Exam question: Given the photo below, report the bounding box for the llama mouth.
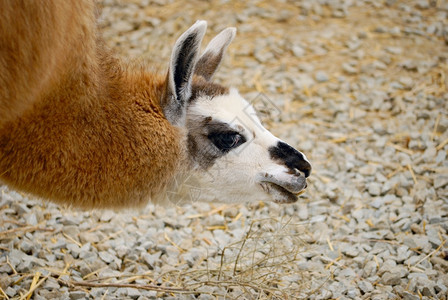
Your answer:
[260,181,307,204]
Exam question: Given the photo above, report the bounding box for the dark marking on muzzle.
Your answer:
[269,141,311,178]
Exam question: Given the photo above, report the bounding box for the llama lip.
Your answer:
[260,181,306,204]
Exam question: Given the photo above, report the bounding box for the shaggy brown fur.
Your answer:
[0,0,191,208]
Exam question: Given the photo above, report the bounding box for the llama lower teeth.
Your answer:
[295,190,306,196]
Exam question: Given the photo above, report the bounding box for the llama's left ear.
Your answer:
[163,20,207,126]
[195,27,236,81]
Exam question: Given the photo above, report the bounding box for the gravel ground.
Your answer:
[1,0,448,299]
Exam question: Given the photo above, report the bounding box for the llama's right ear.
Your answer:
[194,27,236,81]
[162,20,207,126]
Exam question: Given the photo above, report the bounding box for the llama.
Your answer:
[0,0,311,209]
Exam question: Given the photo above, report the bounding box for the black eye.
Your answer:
[208,131,246,152]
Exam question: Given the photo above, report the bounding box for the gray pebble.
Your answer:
[5,287,16,298]
[315,71,329,82]
[382,272,401,285]
[368,182,382,196]
[364,260,378,277]
[358,280,374,293]
[126,288,141,299]
[100,210,115,222]
[70,291,88,300]
[99,251,115,263]
[292,45,305,57]
[434,175,448,189]
[342,63,358,74]
[339,268,357,277]
[79,232,100,244]
[402,291,420,300]
[142,252,160,269]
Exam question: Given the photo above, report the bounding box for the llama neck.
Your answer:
[0,49,186,208]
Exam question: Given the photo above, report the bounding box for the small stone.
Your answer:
[382,272,401,285]
[342,246,359,258]
[70,291,87,300]
[403,236,418,249]
[370,197,384,209]
[5,287,16,298]
[364,261,378,277]
[12,202,30,214]
[359,164,377,176]
[115,245,130,258]
[213,230,231,247]
[385,46,403,55]
[434,175,448,189]
[62,225,80,237]
[20,240,35,253]
[67,244,81,258]
[207,214,225,227]
[408,273,428,280]
[79,232,100,244]
[378,259,397,276]
[332,9,347,18]
[339,267,357,277]
[100,210,115,222]
[368,182,381,196]
[315,71,329,82]
[402,291,420,300]
[43,277,60,290]
[342,63,357,74]
[399,76,413,88]
[358,280,374,293]
[61,215,82,226]
[25,213,38,226]
[142,252,160,269]
[436,150,446,164]
[254,50,274,63]
[404,235,429,251]
[90,288,104,298]
[126,287,141,299]
[292,45,305,57]
[50,238,67,250]
[416,0,430,9]
[182,248,206,268]
[112,20,134,33]
[421,286,435,297]
[297,203,308,220]
[430,257,448,272]
[397,245,411,262]
[346,288,360,299]
[389,266,408,279]
[99,251,115,264]
[298,62,314,72]
[317,290,332,299]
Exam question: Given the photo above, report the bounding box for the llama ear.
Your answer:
[163,20,207,126]
[194,27,236,81]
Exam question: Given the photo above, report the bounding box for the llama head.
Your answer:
[162,21,311,204]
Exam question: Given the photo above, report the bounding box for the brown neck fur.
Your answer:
[0,0,186,208]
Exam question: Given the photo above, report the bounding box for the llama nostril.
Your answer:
[269,141,312,178]
[294,159,311,178]
[302,162,311,178]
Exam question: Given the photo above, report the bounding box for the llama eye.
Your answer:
[208,132,246,152]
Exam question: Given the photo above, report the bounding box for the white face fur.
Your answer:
[162,21,311,204]
[181,88,311,204]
